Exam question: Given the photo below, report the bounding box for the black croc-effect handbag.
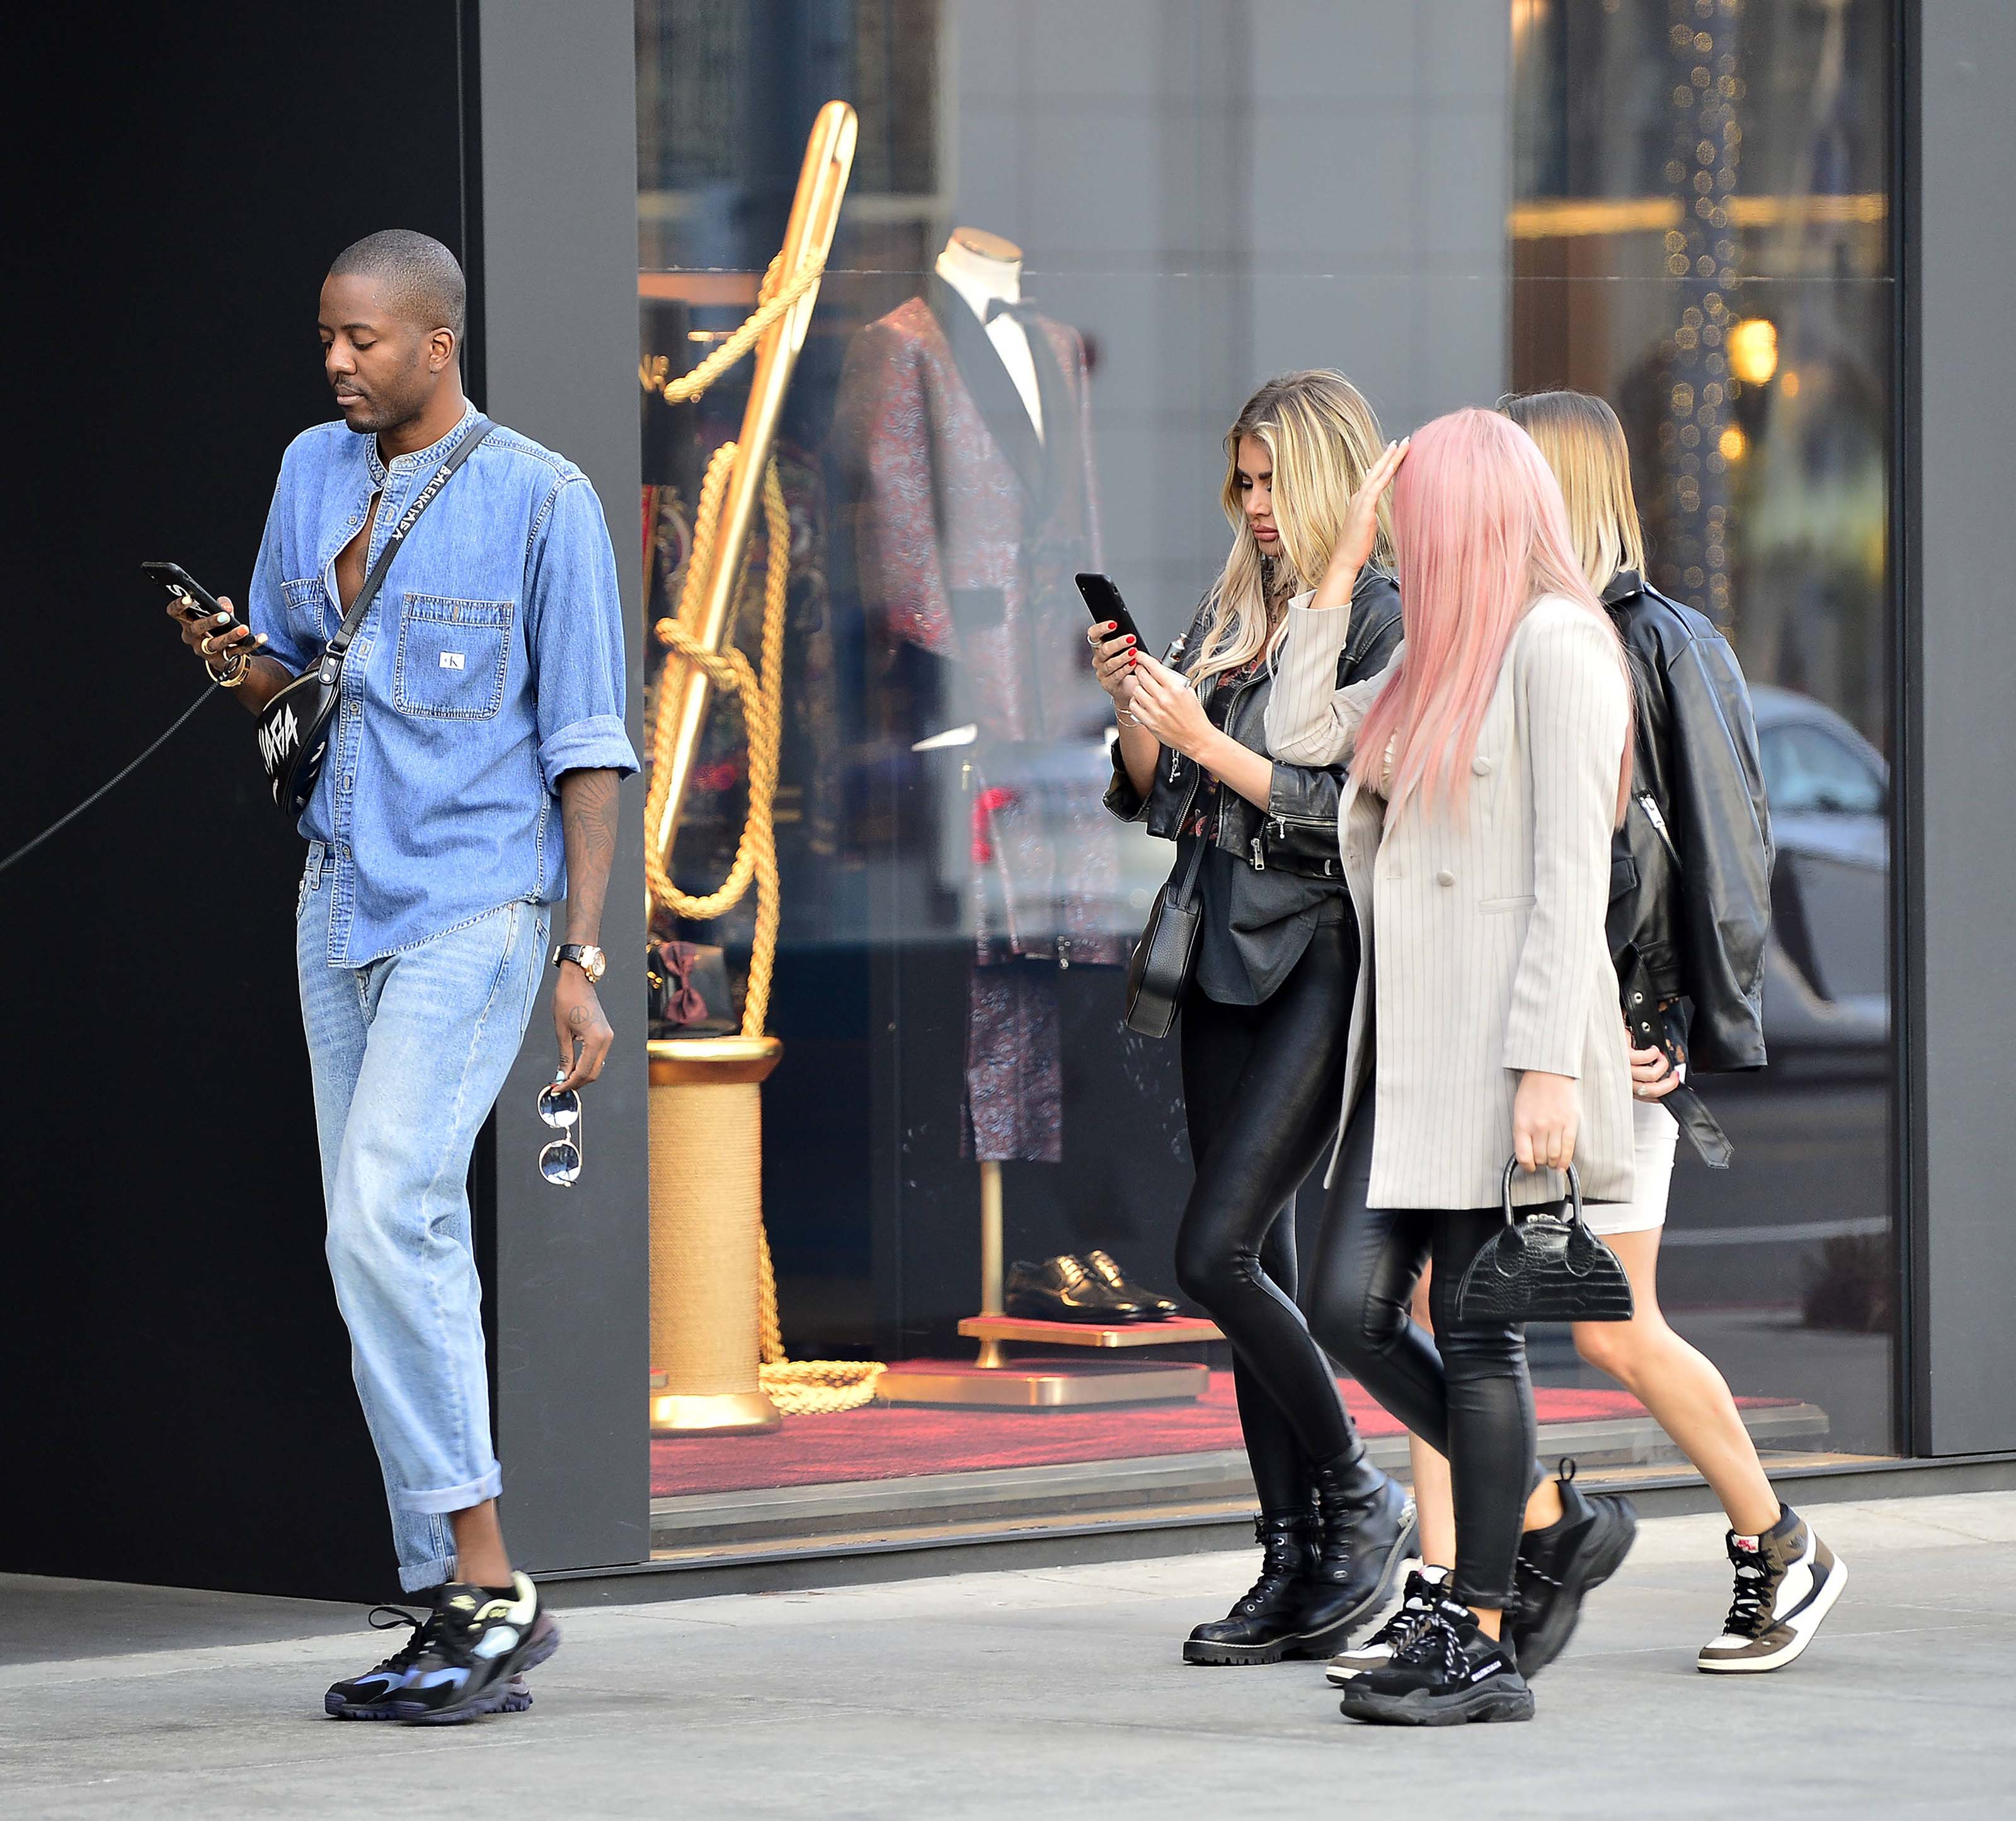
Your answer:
[1453,1158,1635,1325]
[256,420,492,819]
[1123,837,1207,1039]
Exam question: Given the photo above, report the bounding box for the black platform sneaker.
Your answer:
[324,1606,532,1720]
[390,1573,561,1725]
[1326,1565,1448,1686]
[1509,1461,1637,1677]
[1697,1505,1847,1673]
[1339,1596,1535,1727]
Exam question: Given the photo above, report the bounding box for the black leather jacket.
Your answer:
[1103,570,1404,877]
[1605,570,1773,1073]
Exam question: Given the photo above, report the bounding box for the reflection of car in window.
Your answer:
[1751,685,1888,1071]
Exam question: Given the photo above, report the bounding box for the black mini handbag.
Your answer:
[1453,1158,1635,1325]
[256,420,492,819]
[1123,837,1206,1039]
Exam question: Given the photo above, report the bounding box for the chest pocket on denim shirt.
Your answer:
[282,577,332,646]
[392,595,513,720]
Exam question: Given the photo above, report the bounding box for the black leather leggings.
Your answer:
[1302,1107,1537,1610]
[1174,915,1365,1514]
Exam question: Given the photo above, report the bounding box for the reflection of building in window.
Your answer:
[1509,0,1894,753]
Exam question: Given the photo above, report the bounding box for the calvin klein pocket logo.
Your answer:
[439,651,466,670]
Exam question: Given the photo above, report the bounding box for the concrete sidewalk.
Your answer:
[3,1491,2007,1819]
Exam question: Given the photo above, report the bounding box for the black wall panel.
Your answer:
[3,4,471,1598]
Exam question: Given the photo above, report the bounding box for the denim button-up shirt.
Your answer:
[248,406,638,966]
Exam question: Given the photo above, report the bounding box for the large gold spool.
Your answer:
[648,1037,784,1434]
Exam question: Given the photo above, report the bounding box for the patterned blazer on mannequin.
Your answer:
[833,277,1126,971]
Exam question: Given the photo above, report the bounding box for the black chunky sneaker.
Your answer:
[1184,1512,1319,1665]
[1339,1596,1535,1727]
[1697,1504,1847,1672]
[1326,1565,1448,1686]
[1509,1461,1637,1677]
[324,1605,531,1720]
[389,1573,561,1725]
[1294,1466,1418,1657]
[327,1607,440,1719]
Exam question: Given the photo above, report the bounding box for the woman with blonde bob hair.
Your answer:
[1092,372,1416,1667]
[1265,406,1635,1724]
[1375,391,1845,1685]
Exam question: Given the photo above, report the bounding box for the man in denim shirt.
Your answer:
[167,231,636,1724]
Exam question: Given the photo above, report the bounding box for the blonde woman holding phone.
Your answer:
[1096,372,1414,1667]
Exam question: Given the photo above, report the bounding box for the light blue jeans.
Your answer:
[297,852,550,1591]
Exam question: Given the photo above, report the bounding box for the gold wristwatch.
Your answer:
[553,943,607,984]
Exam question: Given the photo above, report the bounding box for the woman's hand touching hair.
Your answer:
[1310,436,1408,614]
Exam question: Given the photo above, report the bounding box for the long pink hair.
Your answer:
[1351,408,1630,823]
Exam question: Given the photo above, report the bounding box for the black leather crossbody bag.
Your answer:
[256,419,493,819]
[1123,836,1207,1039]
[1453,1158,1635,1325]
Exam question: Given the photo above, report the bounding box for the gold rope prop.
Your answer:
[642,263,883,1416]
[644,445,785,1035]
[638,252,828,408]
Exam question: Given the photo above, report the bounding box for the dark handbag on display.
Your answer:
[1123,837,1206,1039]
[646,940,737,1035]
[1453,1158,1636,1325]
[255,419,493,819]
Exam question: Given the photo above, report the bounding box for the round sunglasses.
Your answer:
[536,1081,584,1187]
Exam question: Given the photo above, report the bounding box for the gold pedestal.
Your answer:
[648,1036,785,1436]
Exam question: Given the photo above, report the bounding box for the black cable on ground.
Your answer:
[0,683,220,878]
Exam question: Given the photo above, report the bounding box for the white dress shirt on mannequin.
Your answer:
[935,238,1045,443]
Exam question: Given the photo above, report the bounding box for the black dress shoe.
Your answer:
[1005,1255,1149,1323]
[1083,1248,1181,1319]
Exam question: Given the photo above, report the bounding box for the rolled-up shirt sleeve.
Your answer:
[525,474,639,791]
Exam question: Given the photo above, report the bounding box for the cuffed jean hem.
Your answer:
[400,1464,505,1516]
[398,1555,458,1595]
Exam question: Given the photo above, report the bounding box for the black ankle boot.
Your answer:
[1293,1459,1419,1657]
[1183,1510,1320,1665]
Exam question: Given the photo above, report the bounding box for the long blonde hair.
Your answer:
[1501,391,1647,595]
[1351,408,1631,825]
[1189,370,1395,687]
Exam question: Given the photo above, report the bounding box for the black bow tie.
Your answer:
[984,296,1039,326]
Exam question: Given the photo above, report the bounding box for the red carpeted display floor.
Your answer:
[650,1369,1755,1498]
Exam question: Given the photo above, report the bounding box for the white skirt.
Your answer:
[1585,1092,1679,1236]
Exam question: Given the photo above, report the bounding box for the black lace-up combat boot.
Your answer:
[1183,1510,1320,1665]
[1293,1455,1419,1657]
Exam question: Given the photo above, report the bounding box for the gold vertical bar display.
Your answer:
[650,101,858,864]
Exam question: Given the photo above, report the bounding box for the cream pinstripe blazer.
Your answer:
[1264,592,1635,1211]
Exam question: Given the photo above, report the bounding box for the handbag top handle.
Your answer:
[1499,1155,1584,1226]
[326,418,493,661]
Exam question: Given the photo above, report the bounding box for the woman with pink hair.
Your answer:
[1263,406,1635,1725]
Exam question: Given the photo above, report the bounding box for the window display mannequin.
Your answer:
[834,227,1126,1168]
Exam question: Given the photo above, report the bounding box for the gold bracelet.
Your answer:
[210,651,251,688]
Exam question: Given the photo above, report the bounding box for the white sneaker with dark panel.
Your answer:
[1325,1565,1444,1685]
[1698,1505,1847,1673]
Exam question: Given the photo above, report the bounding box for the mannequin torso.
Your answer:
[935,229,1044,443]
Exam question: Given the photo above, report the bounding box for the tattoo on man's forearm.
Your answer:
[559,768,621,944]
